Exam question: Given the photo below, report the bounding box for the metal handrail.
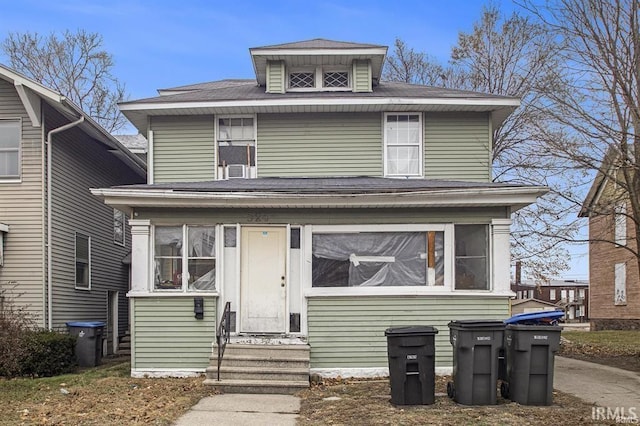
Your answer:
[216,302,231,381]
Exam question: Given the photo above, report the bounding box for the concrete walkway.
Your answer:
[554,356,640,409]
[173,394,299,426]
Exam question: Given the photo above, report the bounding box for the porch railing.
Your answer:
[216,302,231,381]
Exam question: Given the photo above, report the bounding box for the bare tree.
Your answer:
[522,0,640,275]
[383,5,574,279]
[2,29,128,133]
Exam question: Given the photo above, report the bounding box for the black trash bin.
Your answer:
[384,326,438,405]
[66,321,105,367]
[446,320,505,405]
[501,323,562,405]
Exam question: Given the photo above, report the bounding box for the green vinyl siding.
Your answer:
[135,206,509,224]
[257,113,382,177]
[352,60,372,92]
[424,112,491,182]
[307,296,509,368]
[151,116,215,183]
[132,297,216,369]
[266,61,285,94]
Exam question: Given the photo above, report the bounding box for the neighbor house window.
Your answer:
[384,113,422,177]
[454,225,489,290]
[0,119,20,179]
[217,117,255,179]
[75,233,91,290]
[614,263,626,305]
[154,225,216,292]
[549,289,556,300]
[113,209,125,246]
[614,202,626,246]
[312,231,444,287]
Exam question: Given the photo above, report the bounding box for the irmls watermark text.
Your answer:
[592,407,638,424]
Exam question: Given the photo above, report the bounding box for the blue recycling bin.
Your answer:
[66,321,105,367]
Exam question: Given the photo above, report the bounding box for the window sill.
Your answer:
[75,286,91,291]
[305,288,512,298]
[127,291,219,298]
[0,178,22,184]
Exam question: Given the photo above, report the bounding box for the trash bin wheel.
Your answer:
[500,381,509,399]
[447,381,455,399]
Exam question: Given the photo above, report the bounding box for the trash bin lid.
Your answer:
[448,320,505,330]
[504,311,564,325]
[384,326,439,336]
[506,323,563,331]
[66,321,106,328]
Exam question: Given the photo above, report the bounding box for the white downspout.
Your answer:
[46,115,84,330]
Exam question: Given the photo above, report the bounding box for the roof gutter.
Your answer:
[46,115,85,330]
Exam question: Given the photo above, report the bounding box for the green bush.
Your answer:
[20,330,76,377]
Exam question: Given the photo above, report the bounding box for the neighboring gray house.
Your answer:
[92,39,546,391]
[0,64,146,354]
[114,134,148,164]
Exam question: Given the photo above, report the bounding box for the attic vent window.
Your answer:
[289,72,315,88]
[324,71,349,88]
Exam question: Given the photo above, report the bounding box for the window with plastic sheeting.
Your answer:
[187,226,216,291]
[312,231,444,287]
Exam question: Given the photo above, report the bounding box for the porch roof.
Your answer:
[92,177,548,214]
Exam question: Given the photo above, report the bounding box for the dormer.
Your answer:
[250,39,387,94]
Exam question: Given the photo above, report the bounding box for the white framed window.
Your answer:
[614,202,626,246]
[384,113,423,177]
[114,209,125,246]
[561,289,567,301]
[0,223,8,266]
[0,119,20,179]
[578,289,585,300]
[454,224,489,290]
[153,225,216,292]
[549,289,556,300]
[289,71,315,89]
[323,71,349,88]
[216,116,256,179]
[288,66,351,91]
[75,233,91,290]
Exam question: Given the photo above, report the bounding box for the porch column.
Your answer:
[491,218,513,294]
[129,219,151,294]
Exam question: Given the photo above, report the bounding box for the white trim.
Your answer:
[0,223,9,233]
[127,291,219,298]
[310,366,453,378]
[312,224,447,233]
[119,96,521,111]
[130,368,204,378]
[305,288,513,297]
[383,112,423,177]
[14,83,41,127]
[147,130,154,184]
[0,118,22,180]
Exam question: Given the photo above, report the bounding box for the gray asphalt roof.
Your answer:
[115,176,529,194]
[123,80,516,105]
[251,38,386,50]
[113,134,148,150]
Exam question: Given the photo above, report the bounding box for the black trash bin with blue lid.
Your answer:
[500,311,563,405]
[66,321,106,367]
[384,325,438,405]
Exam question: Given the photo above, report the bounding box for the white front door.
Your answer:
[240,226,287,333]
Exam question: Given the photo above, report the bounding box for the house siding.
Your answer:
[46,103,143,343]
[151,115,215,183]
[352,60,371,93]
[424,112,491,182]
[257,112,382,177]
[266,61,285,94]
[132,296,216,369]
[0,78,45,325]
[308,296,509,368]
[134,206,509,224]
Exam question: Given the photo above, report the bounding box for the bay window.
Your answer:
[154,225,216,292]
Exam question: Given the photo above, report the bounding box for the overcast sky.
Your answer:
[0,0,588,280]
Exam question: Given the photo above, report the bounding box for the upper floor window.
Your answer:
[384,113,422,177]
[0,119,20,179]
[549,289,556,300]
[288,67,350,91]
[217,117,255,179]
[75,233,91,290]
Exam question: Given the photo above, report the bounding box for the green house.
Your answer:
[92,39,546,385]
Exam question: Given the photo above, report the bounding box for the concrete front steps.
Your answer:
[204,342,310,395]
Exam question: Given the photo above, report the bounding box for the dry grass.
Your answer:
[560,330,640,372]
[0,358,214,425]
[297,376,612,426]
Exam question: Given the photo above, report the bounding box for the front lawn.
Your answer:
[559,330,640,372]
